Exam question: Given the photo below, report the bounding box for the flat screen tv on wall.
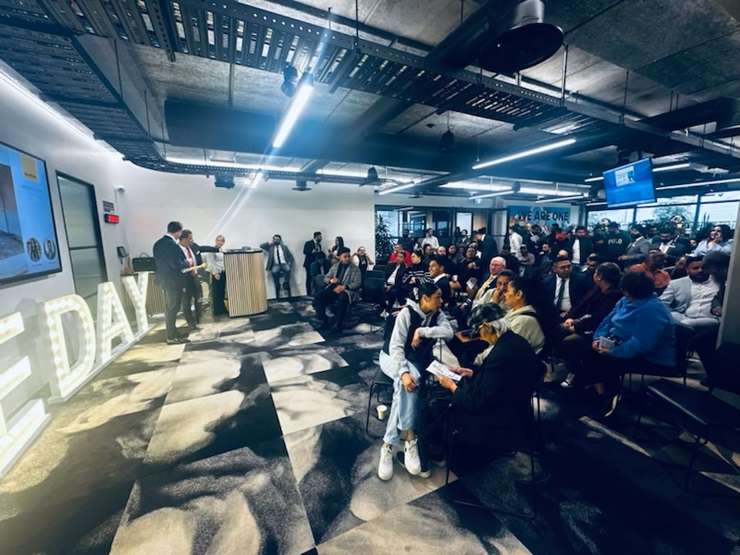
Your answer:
[603,158,656,208]
[0,142,62,285]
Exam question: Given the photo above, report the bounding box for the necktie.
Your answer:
[556,279,565,311]
[186,247,194,265]
[276,246,282,264]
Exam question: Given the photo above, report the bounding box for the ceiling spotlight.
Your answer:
[440,113,455,153]
[292,178,312,191]
[214,173,235,189]
[281,64,299,97]
[440,129,456,153]
[479,0,564,75]
[362,166,380,186]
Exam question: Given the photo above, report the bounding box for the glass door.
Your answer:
[57,174,107,315]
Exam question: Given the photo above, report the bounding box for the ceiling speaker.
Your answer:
[479,0,563,75]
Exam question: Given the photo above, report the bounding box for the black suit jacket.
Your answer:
[153,235,187,290]
[190,242,219,266]
[543,272,591,312]
[569,236,594,264]
[452,331,542,434]
[565,287,622,334]
[478,235,498,268]
[384,263,407,290]
[303,240,323,268]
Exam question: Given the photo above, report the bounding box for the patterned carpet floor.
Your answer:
[0,298,738,554]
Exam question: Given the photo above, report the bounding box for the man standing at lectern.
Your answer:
[261,234,294,299]
[153,221,197,344]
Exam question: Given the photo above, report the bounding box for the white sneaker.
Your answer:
[404,439,422,475]
[378,444,394,481]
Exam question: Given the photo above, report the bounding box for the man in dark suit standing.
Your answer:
[178,230,207,329]
[303,231,323,295]
[474,227,498,270]
[153,221,194,344]
[543,255,592,320]
[569,225,594,267]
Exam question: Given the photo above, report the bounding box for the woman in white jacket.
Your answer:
[377,282,453,481]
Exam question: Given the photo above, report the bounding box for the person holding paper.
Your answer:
[377,282,453,482]
[434,304,542,474]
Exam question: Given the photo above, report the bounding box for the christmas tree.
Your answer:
[375,213,394,263]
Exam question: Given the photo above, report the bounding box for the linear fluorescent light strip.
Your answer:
[377,182,417,196]
[472,138,576,171]
[442,182,585,196]
[316,168,369,178]
[653,162,691,172]
[272,81,314,149]
[441,182,510,192]
[164,155,301,173]
[534,193,588,204]
[469,189,513,200]
[657,177,740,190]
[0,67,105,149]
[584,175,603,183]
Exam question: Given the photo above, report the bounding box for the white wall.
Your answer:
[115,168,376,298]
[0,72,378,415]
[0,75,132,413]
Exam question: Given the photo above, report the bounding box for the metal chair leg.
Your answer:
[365,383,376,435]
[684,434,708,491]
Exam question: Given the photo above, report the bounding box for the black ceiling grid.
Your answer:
[2,0,738,182]
[35,0,611,132]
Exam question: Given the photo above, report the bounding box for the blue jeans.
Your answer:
[379,351,422,445]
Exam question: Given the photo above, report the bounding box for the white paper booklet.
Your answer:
[425,360,462,382]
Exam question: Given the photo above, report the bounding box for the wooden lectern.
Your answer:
[224,250,268,316]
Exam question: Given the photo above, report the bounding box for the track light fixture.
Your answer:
[281,64,299,97]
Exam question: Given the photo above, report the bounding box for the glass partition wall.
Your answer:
[375,205,506,255]
[586,191,740,233]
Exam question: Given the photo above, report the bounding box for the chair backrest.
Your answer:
[365,270,384,281]
[362,276,385,303]
[373,264,388,275]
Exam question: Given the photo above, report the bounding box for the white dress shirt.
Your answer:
[179,244,195,265]
[204,251,224,274]
[509,231,522,253]
[386,265,400,285]
[571,238,581,264]
[421,236,440,249]
[274,244,287,265]
[554,276,572,313]
[685,278,719,319]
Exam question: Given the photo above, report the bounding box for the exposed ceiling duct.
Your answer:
[478,0,564,75]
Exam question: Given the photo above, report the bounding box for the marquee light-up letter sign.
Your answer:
[44,294,97,400]
[1,276,151,478]
[122,272,148,334]
[0,313,50,477]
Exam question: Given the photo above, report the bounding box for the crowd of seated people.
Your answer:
[363,219,734,481]
[299,219,733,477]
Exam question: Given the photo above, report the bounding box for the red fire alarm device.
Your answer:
[104,213,120,224]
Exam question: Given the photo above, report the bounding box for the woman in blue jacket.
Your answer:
[580,271,675,417]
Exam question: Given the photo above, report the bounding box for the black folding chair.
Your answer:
[621,323,693,399]
[365,366,394,437]
[639,379,740,492]
[443,369,545,519]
